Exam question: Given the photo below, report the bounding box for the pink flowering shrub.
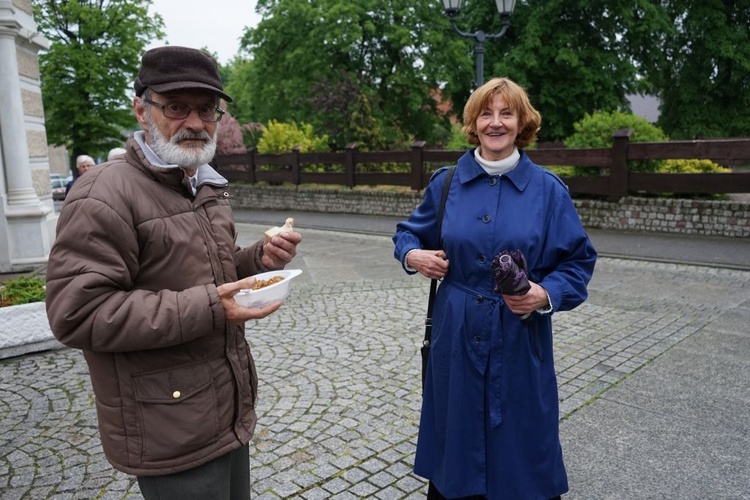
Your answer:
[216,110,247,155]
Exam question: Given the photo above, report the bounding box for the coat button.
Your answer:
[474,295,484,303]
[482,214,491,223]
[172,391,181,399]
[223,192,230,197]
[489,177,498,186]
[473,335,481,343]
[478,254,486,264]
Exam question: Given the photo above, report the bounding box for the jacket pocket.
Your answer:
[132,362,219,462]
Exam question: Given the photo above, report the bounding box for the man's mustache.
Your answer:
[172,129,213,143]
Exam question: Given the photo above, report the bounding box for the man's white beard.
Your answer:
[147,114,217,168]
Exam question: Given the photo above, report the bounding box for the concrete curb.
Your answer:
[0,301,62,359]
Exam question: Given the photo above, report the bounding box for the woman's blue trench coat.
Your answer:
[393,150,597,499]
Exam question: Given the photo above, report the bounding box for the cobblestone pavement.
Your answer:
[1,225,748,499]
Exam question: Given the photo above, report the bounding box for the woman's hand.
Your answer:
[502,281,549,315]
[262,231,302,269]
[217,277,283,325]
[407,249,450,279]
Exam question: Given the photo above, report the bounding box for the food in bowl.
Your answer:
[234,269,303,308]
[251,276,285,290]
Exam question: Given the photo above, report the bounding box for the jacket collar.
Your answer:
[456,148,535,192]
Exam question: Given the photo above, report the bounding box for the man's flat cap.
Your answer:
[134,46,232,102]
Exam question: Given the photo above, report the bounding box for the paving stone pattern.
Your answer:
[1,225,747,499]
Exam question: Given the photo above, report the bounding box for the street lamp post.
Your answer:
[442,0,516,89]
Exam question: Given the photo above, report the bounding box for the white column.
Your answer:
[0,19,53,272]
[0,23,41,206]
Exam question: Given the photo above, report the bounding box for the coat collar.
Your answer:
[456,148,536,192]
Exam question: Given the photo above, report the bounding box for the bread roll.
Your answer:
[265,217,295,239]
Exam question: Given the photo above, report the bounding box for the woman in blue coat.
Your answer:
[393,77,597,499]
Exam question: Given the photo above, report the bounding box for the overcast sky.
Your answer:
[146,0,261,64]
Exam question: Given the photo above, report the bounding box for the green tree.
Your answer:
[455,0,671,142]
[647,0,750,139]
[500,0,666,141]
[34,0,164,163]
[227,0,464,149]
[305,76,389,151]
[225,0,748,150]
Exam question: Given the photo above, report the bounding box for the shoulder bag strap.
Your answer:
[424,166,455,347]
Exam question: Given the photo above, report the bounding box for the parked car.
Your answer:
[51,178,67,201]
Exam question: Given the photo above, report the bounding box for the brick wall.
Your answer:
[230,185,750,238]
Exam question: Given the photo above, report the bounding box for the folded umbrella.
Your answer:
[491,250,531,319]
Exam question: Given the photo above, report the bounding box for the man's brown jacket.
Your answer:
[46,135,269,476]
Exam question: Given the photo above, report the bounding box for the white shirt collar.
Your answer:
[474,147,521,176]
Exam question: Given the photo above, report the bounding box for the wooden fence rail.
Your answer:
[212,129,750,201]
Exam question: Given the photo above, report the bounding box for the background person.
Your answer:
[107,146,126,161]
[393,77,597,499]
[65,154,95,194]
[45,46,302,500]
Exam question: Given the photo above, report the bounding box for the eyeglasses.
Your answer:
[142,98,225,122]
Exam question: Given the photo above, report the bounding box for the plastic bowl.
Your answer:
[234,269,303,308]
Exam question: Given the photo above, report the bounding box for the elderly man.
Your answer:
[45,46,301,500]
[65,154,96,194]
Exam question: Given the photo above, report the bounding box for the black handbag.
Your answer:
[421,166,455,390]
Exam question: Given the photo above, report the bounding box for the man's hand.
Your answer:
[217,277,283,325]
[262,231,302,269]
[502,281,549,316]
[407,249,450,279]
